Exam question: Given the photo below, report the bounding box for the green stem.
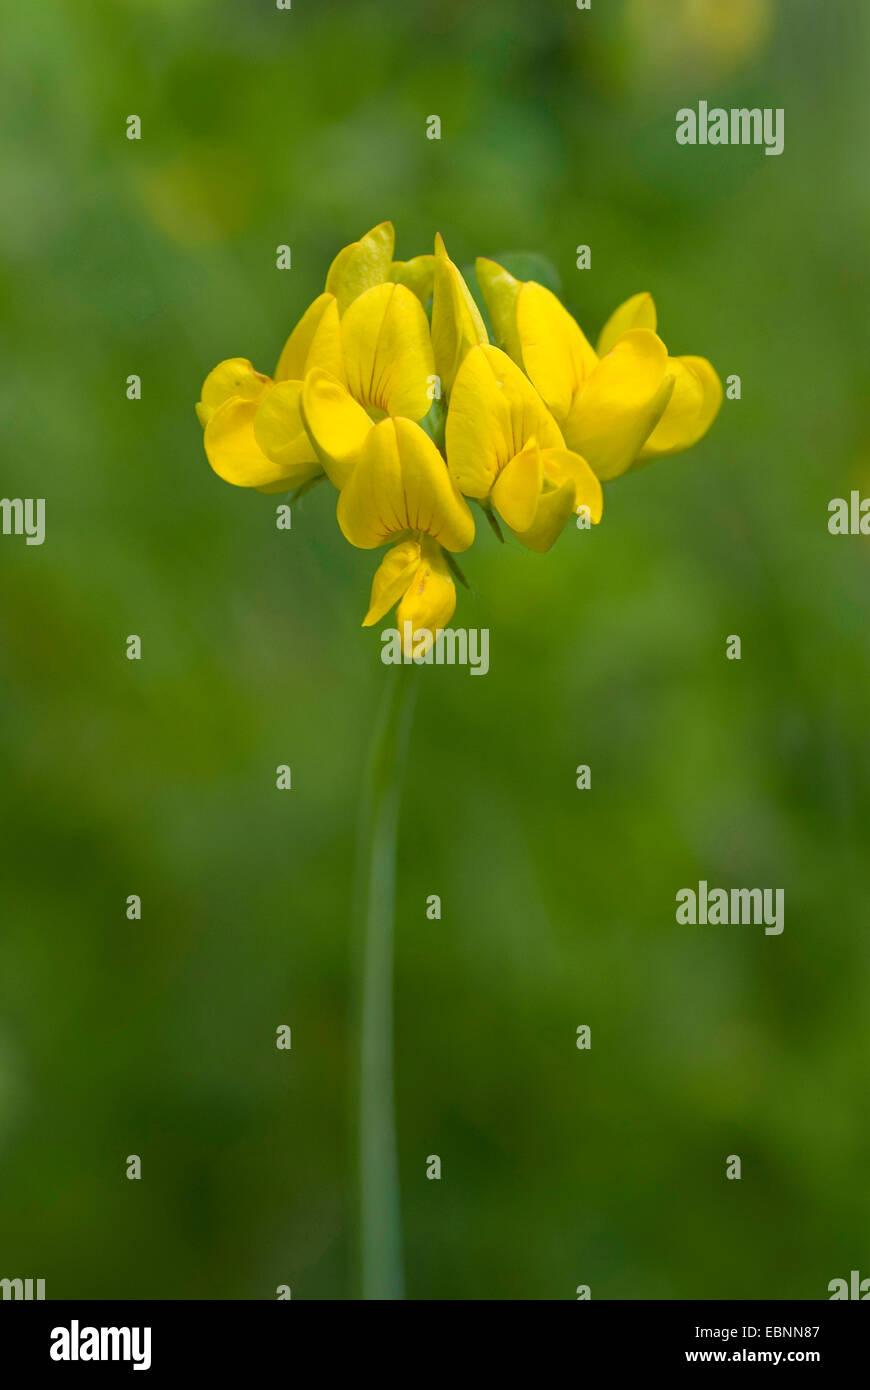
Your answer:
[354,662,418,1299]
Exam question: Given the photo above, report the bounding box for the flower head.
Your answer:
[196,224,722,655]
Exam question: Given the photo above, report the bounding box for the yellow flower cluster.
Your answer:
[196,222,721,651]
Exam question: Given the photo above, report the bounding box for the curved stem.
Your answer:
[354,663,418,1300]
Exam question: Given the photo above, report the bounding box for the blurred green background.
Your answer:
[2,0,869,1300]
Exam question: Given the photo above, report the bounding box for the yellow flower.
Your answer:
[300,282,436,487]
[365,534,458,655]
[336,414,475,652]
[476,260,721,481]
[445,343,603,552]
[325,221,396,313]
[197,224,437,495]
[196,291,343,492]
[431,233,489,396]
[596,293,723,465]
[196,223,723,657]
[325,219,435,312]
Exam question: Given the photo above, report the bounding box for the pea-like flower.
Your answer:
[337,414,475,651]
[196,292,343,493]
[196,223,722,652]
[445,343,602,552]
[476,259,722,481]
[196,222,435,496]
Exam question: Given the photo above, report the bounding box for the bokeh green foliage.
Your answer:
[1,0,869,1298]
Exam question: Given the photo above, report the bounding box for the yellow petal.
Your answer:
[475,257,523,364]
[362,538,422,626]
[325,221,396,314]
[509,476,577,554]
[300,369,373,490]
[274,292,344,383]
[204,394,303,489]
[340,282,435,421]
[445,344,564,498]
[515,283,598,421]
[196,358,270,426]
[490,438,544,533]
[431,233,489,395]
[252,379,321,486]
[538,447,604,523]
[562,330,674,482]
[337,416,475,552]
[636,355,723,461]
[390,254,435,305]
[596,292,657,358]
[396,537,457,654]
